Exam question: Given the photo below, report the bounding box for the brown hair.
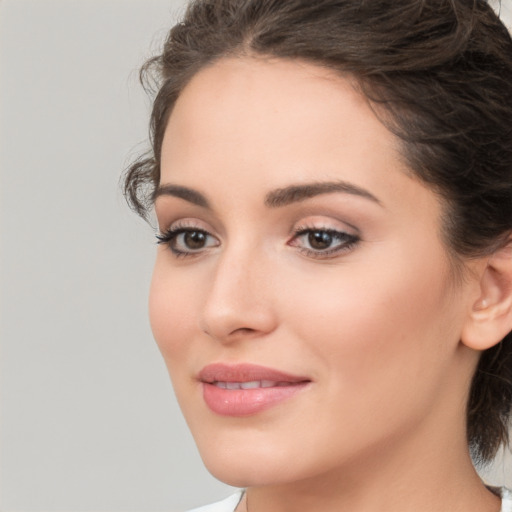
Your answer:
[124,0,512,464]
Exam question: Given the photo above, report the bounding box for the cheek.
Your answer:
[148,258,199,368]
[263,250,462,467]
[279,245,458,397]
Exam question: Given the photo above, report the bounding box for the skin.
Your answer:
[150,57,502,512]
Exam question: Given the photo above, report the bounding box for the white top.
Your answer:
[187,492,244,512]
[500,488,512,512]
[187,488,512,512]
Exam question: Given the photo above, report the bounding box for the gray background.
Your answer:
[0,1,510,511]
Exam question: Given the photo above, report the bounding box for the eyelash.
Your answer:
[156,224,360,259]
[156,224,218,258]
[289,225,360,259]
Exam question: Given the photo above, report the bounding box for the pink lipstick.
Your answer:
[199,363,311,416]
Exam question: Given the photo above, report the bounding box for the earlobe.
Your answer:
[461,241,512,351]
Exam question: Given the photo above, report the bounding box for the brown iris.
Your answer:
[184,231,207,250]
[308,231,333,250]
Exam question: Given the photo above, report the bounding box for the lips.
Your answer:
[213,380,292,389]
[199,363,311,416]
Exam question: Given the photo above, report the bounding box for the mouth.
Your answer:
[211,380,296,389]
[198,363,311,416]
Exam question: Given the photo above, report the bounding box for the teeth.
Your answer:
[213,380,283,389]
[240,381,260,389]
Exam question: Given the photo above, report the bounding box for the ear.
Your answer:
[461,240,512,351]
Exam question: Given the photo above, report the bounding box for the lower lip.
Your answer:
[202,382,309,416]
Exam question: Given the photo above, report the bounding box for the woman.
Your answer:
[124,0,512,510]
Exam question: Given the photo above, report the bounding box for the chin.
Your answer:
[205,463,266,488]
[193,429,303,487]
[202,456,298,488]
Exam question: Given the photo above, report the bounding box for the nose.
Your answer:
[199,246,278,343]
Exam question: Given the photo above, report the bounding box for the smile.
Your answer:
[199,363,311,416]
[213,380,294,389]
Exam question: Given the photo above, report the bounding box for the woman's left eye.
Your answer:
[290,228,360,258]
[156,227,219,256]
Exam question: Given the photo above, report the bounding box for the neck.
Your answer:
[243,415,500,512]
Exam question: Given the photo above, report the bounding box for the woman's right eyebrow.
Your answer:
[153,184,210,208]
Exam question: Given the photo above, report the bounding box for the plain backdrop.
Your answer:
[0,1,511,511]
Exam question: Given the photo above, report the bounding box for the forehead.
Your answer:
[166,57,377,145]
[163,58,402,176]
[160,56,439,222]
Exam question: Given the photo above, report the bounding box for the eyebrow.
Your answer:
[153,184,210,208]
[153,180,382,209]
[264,181,382,208]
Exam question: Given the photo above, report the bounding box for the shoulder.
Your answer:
[184,489,512,512]
[489,486,512,512]
[500,487,512,512]
[186,492,244,512]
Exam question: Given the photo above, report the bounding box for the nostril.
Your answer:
[199,274,278,341]
[231,327,257,335]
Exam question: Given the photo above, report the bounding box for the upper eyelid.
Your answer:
[292,219,360,237]
[294,223,351,232]
[158,225,219,242]
[159,218,214,233]
[158,215,360,238]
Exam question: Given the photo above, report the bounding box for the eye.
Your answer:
[290,227,359,258]
[156,226,219,256]
[306,231,337,250]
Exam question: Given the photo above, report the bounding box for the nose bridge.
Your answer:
[200,239,276,341]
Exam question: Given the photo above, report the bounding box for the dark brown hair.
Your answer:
[124,0,512,464]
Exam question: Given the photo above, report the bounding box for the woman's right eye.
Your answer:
[156,227,220,256]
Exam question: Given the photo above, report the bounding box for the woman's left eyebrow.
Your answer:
[264,181,383,208]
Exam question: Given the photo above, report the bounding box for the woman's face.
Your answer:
[150,57,480,486]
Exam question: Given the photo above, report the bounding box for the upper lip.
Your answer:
[199,363,310,384]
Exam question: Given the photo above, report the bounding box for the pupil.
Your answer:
[185,231,206,249]
[309,231,332,250]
